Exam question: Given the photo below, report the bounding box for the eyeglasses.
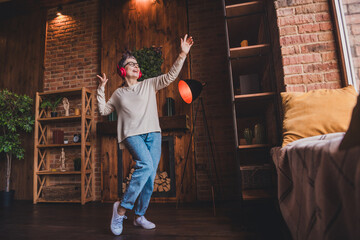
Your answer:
[124,62,140,68]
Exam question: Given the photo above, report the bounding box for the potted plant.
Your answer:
[40,96,62,117]
[132,46,163,81]
[0,89,34,206]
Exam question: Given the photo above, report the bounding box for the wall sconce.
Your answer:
[56,5,63,16]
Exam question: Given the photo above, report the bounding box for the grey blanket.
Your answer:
[271,133,360,240]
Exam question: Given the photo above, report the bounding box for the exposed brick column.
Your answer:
[44,0,100,91]
[274,0,342,92]
[188,0,238,201]
[44,0,102,200]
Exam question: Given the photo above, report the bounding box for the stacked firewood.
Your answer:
[154,171,171,192]
[122,168,171,193]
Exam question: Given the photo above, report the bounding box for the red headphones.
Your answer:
[117,64,142,79]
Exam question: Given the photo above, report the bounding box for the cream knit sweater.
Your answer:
[97,54,186,148]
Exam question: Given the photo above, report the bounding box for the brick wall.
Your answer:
[343,0,360,89]
[44,0,100,91]
[274,0,342,92]
[44,0,102,199]
[188,0,238,201]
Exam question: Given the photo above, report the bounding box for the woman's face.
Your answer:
[123,57,140,79]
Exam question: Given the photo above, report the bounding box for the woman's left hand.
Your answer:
[180,34,194,55]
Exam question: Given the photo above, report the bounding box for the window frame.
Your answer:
[329,0,358,92]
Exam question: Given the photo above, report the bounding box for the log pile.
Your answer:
[154,171,171,192]
[122,168,171,193]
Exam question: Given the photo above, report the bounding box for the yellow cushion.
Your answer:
[339,93,360,150]
[281,85,357,147]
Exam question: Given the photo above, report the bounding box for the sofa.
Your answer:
[271,86,360,240]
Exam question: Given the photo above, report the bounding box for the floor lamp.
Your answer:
[176,79,220,216]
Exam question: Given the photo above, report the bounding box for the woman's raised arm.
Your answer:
[150,34,194,91]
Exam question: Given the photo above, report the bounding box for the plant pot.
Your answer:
[0,190,15,207]
[51,112,58,117]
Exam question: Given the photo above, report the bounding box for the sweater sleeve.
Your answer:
[149,54,186,91]
[97,86,115,116]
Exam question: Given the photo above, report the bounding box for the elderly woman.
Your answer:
[97,34,194,236]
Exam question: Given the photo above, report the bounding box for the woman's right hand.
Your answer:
[96,73,109,88]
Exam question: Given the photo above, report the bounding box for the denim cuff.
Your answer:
[120,202,134,210]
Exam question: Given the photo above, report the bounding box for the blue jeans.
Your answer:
[120,132,161,216]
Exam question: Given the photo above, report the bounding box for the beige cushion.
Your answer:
[281,85,357,147]
[339,93,360,150]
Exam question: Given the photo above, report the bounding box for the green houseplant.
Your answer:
[40,96,62,117]
[132,47,163,81]
[0,89,34,206]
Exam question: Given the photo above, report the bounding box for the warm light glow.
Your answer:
[178,80,193,104]
[57,12,62,16]
[49,14,74,29]
[136,0,156,4]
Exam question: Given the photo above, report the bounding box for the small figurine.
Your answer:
[59,148,66,172]
[63,97,69,116]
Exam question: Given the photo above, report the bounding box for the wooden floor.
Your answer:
[0,200,291,240]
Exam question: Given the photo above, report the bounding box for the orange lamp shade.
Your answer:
[178,79,204,104]
[178,80,193,104]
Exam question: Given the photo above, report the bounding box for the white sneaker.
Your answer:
[133,216,156,229]
[110,201,127,235]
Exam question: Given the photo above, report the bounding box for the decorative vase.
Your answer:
[74,108,81,115]
[108,111,117,121]
[254,123,265,144]
[51,112,58,117]
[165,97,175,116]
[73,158,81,171]
[243,128,253,145]
[241,40,248,47]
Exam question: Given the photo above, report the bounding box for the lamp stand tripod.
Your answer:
[176,97,220,216]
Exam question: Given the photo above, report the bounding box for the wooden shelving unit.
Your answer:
[226,1,264,18]
[242,188,274,200]
[222,0,280,200]
[36,199,82,203]
[237,143,270,150]
[33,87,95,204]
[235,92,275,100]
[37,143,90,148]
[230,44,270,58]
[37,170,92,175]
[38,115,91,123]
